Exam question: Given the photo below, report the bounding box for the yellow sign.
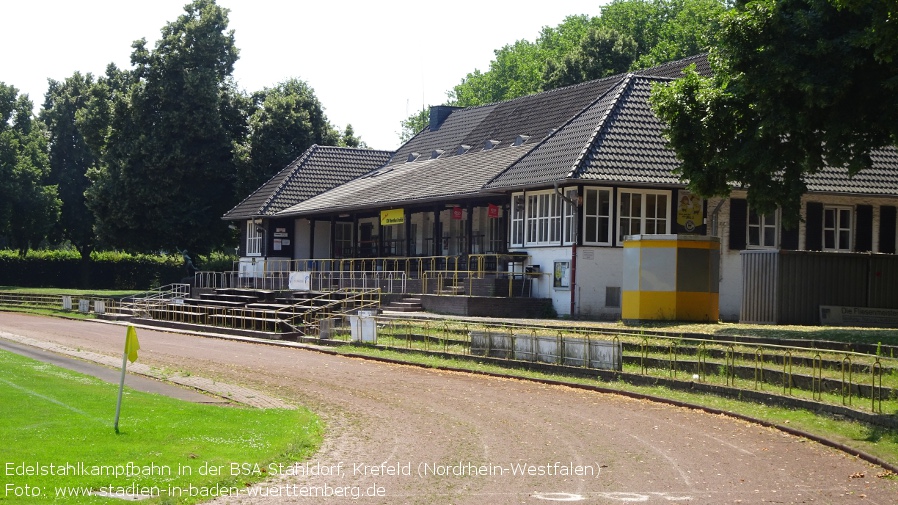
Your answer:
[380,209,405,226]
[676,191,702,232]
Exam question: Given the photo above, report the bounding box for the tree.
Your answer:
[0,84,61,253]
[339,124,366,149]
[448,15,597,107]
[86,0,244,253]
[398,108,428,144]
[236,78,338,197]
[598,0,727,69]
[40,72,100,283]
[543,28,638,90]
[650,0,898,223]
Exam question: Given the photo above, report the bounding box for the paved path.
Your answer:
[1,313,896,504]
[0,328,293,409]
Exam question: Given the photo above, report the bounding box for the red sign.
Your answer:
[452,206,463,220]
[487,204,499,218]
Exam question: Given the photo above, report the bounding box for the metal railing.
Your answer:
[0,292,119,315]
[318,316,897,415]
[120,284,191,318]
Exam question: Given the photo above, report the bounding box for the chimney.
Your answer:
[429,105,461,131]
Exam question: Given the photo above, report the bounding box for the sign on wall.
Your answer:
[488,204,500,218]
[554,261,571,289]
[380,208,405,226]
[676,190,704,233]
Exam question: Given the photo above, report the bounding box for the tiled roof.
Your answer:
[246,53,896,220]
[805,147,898,195]
[223,145,392,220]
[278,146,529,216]
[575,76,684,185]
[635,53,711,79]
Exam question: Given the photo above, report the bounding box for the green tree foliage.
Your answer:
[40,72,100,279]
[0,84,61,253]
[398,108,429,144]
[598,0,726,69]
[450,15,597,107]
[339,124,366,149]
[85,0,244,253]
[236,78,340,198]
[399,1,726,140]
[650,0,898,224]
[543,28,638,90]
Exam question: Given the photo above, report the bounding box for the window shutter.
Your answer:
[806,202,823,251]
[728,198,747,250]
[856,205,873,252]
[781,224,799,250]
[880,205,897,254]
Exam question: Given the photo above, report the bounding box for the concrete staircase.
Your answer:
[384,297,423,312]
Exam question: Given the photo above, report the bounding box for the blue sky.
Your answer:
[2,0,607,150]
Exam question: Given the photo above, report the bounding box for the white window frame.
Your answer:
[246,219,262,257]
[510,194,525,248]
[823,205,853,251]
[562,188,578,246]
[617,189,671,243]
[583,187,613,246]
[525,189,564,246]
[747,207,779,249]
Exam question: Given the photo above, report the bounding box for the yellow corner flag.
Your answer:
[125,326,140,363]
[116,325,140,433]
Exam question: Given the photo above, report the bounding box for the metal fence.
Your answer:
[322,316,896,415]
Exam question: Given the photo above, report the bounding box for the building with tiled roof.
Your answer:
[228,54,898,323]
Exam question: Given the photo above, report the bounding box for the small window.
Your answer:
[583,187,612,246]
[823,206,852,251]
[747,207,778,248]
[246,219,262,256]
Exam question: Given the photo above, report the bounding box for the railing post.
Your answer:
[754,347,764,390]
[872,358,882,413]
[812,353,823,401]
[841,355,852,406]
[783,351,793,396]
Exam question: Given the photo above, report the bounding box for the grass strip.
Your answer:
[0,349,321,504]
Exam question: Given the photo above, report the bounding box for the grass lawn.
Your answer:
[0,287,142,297]
[0,350,321,504]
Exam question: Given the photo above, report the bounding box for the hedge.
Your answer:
[0,250,236,290]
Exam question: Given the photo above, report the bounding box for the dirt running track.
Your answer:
[1,313,896,504]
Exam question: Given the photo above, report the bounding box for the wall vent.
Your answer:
[605,286,621,308]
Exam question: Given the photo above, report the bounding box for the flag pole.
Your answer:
[114,348,128,434]
[114,326,140,434]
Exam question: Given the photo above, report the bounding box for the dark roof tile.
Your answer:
[223,145,392,220]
